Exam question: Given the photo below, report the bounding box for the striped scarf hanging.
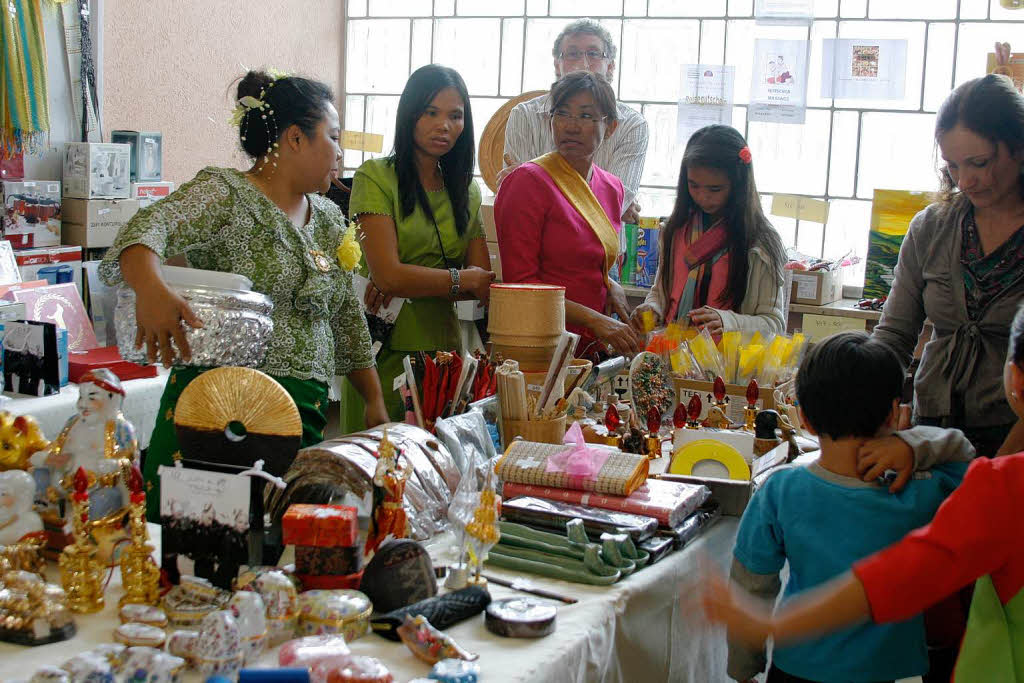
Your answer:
[0,0,50,160]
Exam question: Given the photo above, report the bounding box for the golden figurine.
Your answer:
[59,467,105,614]
[0,570,75,645]
[464,466,499,587]
[0,412,48,471]
[119,465,159,607]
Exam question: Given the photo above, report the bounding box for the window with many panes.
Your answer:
[342,0,1024,287]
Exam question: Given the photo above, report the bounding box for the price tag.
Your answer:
[771,194,830,224]
[802,313,866,343]
[342,130,384,153]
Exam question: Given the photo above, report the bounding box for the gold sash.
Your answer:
[532,152,619,281]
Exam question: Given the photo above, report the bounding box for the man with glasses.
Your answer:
[500,18,649,223]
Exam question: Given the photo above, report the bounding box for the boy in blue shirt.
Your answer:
[728,331,973,683]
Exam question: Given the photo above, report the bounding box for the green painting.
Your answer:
[864,189,936,299]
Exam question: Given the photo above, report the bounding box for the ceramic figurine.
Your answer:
[31,369,139,555]
[229,589,268,663]
[0,412,48,472]
[703,377,732,430]
[0,470,44,545]
[365,431,410,555]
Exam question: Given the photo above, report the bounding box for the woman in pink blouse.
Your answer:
[494,71,641,358]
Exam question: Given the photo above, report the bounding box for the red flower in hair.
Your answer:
[738,146,752,164]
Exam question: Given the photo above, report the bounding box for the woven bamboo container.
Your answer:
[487,283,565,348]
[501,415,567,447]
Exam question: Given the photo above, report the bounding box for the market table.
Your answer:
[0,513,739,682]
[1,368,169,449]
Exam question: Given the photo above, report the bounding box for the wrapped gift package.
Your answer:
[14,245,83,294]
[495,440,649,496]
[282,504,359,548]
[501,478,711,528]
[295,571,364,591]
[1,180,61,248]
[111,130,163,182]
[61,197,140,250]
[62,142,131,199]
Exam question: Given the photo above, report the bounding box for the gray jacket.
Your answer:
[872,200,1024,428]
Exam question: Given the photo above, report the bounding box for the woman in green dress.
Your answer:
[343,65,495,428]
[100,70,389,520]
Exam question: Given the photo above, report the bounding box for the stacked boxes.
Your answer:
[63,142,131,199]
[111,131,163,182]
[282,504,362,590]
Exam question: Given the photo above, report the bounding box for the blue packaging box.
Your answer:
[634,226,660,288]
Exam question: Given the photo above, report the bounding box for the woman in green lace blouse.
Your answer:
[100,70,388,519]
[341,65,495,429]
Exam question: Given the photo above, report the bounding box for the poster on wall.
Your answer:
[821,39,908,99]
[677,65,735,144]
[755,0,814,24]
[748,39,810,124]
[864,189,936,299]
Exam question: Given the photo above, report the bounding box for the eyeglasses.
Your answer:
[558,48,609,62]
[549,110,607,126]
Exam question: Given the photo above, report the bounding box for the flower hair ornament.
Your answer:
[738,146,752,165]
[229,68,292,176]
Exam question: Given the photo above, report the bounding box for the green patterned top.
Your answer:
[99,167,374,383]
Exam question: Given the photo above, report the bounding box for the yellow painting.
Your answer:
[864,190,937,299]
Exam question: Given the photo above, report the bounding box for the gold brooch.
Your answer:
[310,250,333,273]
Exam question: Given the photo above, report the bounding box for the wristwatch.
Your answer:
[449,268,461,297]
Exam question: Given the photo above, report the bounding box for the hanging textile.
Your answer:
[0,0,50,160]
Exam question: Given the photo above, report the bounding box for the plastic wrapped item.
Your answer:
[718,330,742,384]
[500,496,657,542]
[688,327,725,381]
[278,634,352,668]
[320,655,393,683]
[429,659,481,683]
[369,586,490,642]
[435,412,497,492]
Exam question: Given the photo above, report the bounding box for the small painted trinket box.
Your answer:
[297,589,372,641]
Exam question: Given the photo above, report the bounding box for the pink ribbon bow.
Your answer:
[545,422,610,479]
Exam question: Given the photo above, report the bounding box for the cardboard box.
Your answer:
[480,196,497,242]
[488,241,501,281]
[131,181,174,209]
[111,131,163,182]
[620,223,637,285]
[2,180,61,248]
[790,268,845,306]
[62,142,131,199]
[15,246,83,295]
[62,198,139,249]
[634,225,660,289]
[672,377,777,425]
[0,302,25,322]
[661,441,788,516]
[456,299,485,321]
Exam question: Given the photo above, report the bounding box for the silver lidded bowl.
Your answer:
[114,268,274,368]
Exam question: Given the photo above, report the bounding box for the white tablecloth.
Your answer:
[0,517,739,682]
[1,369,169,449]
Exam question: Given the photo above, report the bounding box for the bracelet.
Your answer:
[449,268,461,297]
